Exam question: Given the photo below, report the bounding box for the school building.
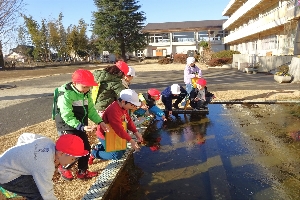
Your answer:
[222,0,300,56]
[140,19,228,57]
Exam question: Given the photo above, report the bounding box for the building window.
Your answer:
[261,35,277,50]
[173,32,195,42]
[149,33,170,43]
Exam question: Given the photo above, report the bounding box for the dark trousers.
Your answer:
[0,175,43,200]
[161,94,186,111]
[62,130,91,172]
[190,97,212,109]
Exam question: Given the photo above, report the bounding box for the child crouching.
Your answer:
[189,78,215,110]
[134,88,167,121]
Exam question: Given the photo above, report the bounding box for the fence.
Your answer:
[233,54,293,72]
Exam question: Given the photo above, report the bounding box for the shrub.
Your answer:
[198,40,209,49]
[211,50,240,58]
[207,57,232,67]
[173,54,188,64]
[158,57,172,64]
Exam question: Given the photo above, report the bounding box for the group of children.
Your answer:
[0,57,215,199]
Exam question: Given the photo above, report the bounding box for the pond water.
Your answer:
[114,104,300,200]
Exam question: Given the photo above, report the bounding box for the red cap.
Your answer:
[148,88,161,98]
[56,134,89,157]
[196,78,207,86]
[72,69,98,86]
[116,61,129,75]
[150,145,160,151]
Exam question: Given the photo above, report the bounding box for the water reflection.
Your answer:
[117,104,300,200]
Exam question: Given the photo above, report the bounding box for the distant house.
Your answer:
[6,45,34,62]
[140,20,228,57]
[5,52,25,62]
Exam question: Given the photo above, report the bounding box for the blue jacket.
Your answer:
[161,85,187,111]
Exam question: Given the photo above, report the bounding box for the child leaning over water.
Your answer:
[88,89,143,164]
[133,88,167,121]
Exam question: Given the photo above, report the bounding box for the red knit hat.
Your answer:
[116,61,129,75]
[196,78,207,86]
[56,134,89,157]
[72,69,98,86]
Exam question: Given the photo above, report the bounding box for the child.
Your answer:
[93,61,129,113]
[161,84,187,116]
[189,78,215,110]
[54,69,108,180]
[184,57,202,94]
[122,66,136,89]
[89,89,143,163]
[133,88,167,121]
[0,133,88,199]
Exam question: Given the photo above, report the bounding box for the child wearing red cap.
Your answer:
[133,88,167,121]
[0,133,88,200]
[189,78,215,110]
[122,66,136,89]
[53,69,109,181]
[93,61,129,113]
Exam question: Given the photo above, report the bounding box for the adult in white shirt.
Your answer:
[0,133,89,200]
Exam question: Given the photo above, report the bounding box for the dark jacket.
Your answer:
[189,86,214,103]
[161,86,187,111]
[141,93,156,109]
[55,82,102,132]
[93,69,125,111]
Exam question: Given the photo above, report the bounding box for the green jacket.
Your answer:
[93,69,125,111]
[55,82,102,132]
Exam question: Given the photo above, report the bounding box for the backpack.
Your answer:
[91,83,100,104]
[52,87,64,120]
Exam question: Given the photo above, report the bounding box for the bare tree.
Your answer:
[0,0,24,69]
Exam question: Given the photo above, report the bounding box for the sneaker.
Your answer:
[172,103,179,109]
[88,154,95,165]
[77,170,98,179]
[58,165,74,181]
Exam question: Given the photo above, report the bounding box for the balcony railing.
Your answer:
[223,0,263,29]
[224,0,299,43]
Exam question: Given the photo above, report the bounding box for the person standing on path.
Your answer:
[184,57,202,95]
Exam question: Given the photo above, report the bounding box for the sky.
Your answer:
[4,0,230,54]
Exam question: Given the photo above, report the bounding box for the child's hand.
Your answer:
[129,139,141,152]
[84,126,96,132]
[99,122,109,132]
[141,104,148,110]
[162,115,167,121]
[134,132,144,143]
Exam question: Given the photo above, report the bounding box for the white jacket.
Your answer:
[0,133,57,200]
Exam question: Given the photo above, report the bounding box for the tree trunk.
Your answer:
[120,42,127,62]
[0,41,4,70]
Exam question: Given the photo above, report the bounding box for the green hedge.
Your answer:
[211,50,240,58]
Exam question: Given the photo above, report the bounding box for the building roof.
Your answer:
[142,19,227,33]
